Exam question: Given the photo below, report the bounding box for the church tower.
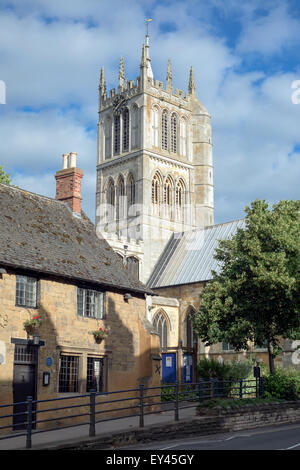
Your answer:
[95,30,214,284]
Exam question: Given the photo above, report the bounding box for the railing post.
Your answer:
[89,389,96,437]
[214,378,219,398]
[198,379,203,403]
[239,379,243,399]
[139,384,144,428]
[26,396,33,449]
[174,381,179,422]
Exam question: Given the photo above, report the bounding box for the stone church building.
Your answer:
[95,32,296,382]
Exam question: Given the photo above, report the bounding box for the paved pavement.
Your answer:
[0,404,197,450]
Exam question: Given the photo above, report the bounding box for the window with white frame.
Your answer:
[16,275,38,308]
[86,357,105,393]
[77,288,104,319]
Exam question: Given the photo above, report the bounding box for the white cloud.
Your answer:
[237,4,300,56]
[0,0,299,227]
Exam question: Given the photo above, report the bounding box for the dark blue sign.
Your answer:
[46,357,53,367]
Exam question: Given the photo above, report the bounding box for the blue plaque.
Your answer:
[46,357,53,367]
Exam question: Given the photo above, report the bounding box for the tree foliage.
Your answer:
[0,166,11,185]
[193,199,300,374]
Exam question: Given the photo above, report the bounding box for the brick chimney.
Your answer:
[55,153,83,214]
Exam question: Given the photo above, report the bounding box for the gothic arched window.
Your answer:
[176,179,185,221]
[106,178,115,221]
[162,110,168,150]
[171,113,177,153]
[126,256,139,280]
[127,173,135,208]
[105,117,112,159]
[153,310,168,349]
[106,179,115,205]
[116,175,125,220]
[114,114,120,155]
[176,179,185,207]
[180,118,187,157]
[131,105,139,150]
[122,108,129,152]
[163,176,173,206]
[151,106,159,147]
[152,172,162,205]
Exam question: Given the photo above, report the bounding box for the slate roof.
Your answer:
[147,219,246,288]
[0,183,152,295]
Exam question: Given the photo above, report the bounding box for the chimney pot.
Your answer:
[69,152,77,168]
[55,153,83,215]
[62,153,69,169]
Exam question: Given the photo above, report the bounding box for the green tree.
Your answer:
[193,199,300,374]
[0,166,11,184]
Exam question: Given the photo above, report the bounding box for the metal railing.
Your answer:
[0,378,264,449]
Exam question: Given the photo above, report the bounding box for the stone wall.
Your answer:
[0,270,160,432]
[196,401,300,432]
[52,401,300,450]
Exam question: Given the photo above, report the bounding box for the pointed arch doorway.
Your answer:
[153,309,177,383]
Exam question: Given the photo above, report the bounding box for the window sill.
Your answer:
[16,304,38,309]
[77,315,105,321]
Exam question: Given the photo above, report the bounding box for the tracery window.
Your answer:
[114,115,120,155]
[162,110,168,150]
[163,176,173,206]
[171,113,177,153]
[127,174,135,208]
[106,178,115,221]
[180,118,187,157]
[153,310,168,349]
[106,179,115,206]
[175,179,185,221]
[122,108,129,152]
[152,172,161,205]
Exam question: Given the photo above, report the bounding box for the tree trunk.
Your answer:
[268,342,275,375]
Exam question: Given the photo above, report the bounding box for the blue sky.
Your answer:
[0,0,299,224]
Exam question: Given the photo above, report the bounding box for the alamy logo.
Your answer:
[0,80,6,104]
[291,80,300,104]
